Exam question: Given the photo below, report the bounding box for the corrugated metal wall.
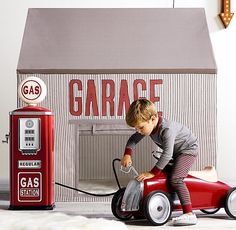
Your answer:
[18,73,217,201]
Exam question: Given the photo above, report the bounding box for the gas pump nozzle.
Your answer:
[2,133,9,143]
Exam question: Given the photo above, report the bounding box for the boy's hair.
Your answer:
[126,99,157,127]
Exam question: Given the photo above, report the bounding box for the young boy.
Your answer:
[121,99,198,226]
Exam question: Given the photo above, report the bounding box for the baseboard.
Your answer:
[0,179,9,200]
[0,179,9,190]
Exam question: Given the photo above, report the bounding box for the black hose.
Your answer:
[112,158,121,190]
[55,182,116,197]
[55,158,122,197]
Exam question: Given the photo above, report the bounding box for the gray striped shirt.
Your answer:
[125,117,199,170]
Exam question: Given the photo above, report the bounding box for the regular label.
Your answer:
[18,160,41,169]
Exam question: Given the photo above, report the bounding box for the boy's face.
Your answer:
[134,119,155,136]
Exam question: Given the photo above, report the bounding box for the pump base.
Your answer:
[9,203,55,210]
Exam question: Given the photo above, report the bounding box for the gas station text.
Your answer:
[20,188,40,197]
[20,177,39,188]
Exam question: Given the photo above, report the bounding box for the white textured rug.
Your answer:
[0,211,128,230]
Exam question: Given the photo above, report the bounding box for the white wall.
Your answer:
[1,0,236,184]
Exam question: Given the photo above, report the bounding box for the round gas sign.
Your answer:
[18,76,47,105]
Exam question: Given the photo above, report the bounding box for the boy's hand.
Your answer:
[136,171,155,182]
[121,154,132,167]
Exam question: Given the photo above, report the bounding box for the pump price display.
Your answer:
[18,172,42,202]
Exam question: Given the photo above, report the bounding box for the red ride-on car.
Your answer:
[111,162,236,226]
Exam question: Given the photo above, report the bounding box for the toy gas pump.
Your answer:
[9,76,54,210]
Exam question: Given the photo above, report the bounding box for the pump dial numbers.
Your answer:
[19,118,40,153]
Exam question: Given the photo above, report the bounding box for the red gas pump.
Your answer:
[9,77,54,210]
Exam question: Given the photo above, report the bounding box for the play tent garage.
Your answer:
[17,8,217,201]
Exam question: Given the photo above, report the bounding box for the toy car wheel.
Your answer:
[111,187,133,220]
[225,187,236,219]
[200,208,220,214]
[144,191,172,226]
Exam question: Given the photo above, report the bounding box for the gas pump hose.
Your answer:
[55,158,122,197]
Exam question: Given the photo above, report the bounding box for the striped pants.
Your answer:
[169,153,197,213]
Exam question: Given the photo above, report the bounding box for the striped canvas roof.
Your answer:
[17,8,217,74]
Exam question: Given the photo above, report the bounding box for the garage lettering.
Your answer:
[69,79,163,117]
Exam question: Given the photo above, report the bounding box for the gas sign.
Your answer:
[18,76,47,105]
[18,172,42,202]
